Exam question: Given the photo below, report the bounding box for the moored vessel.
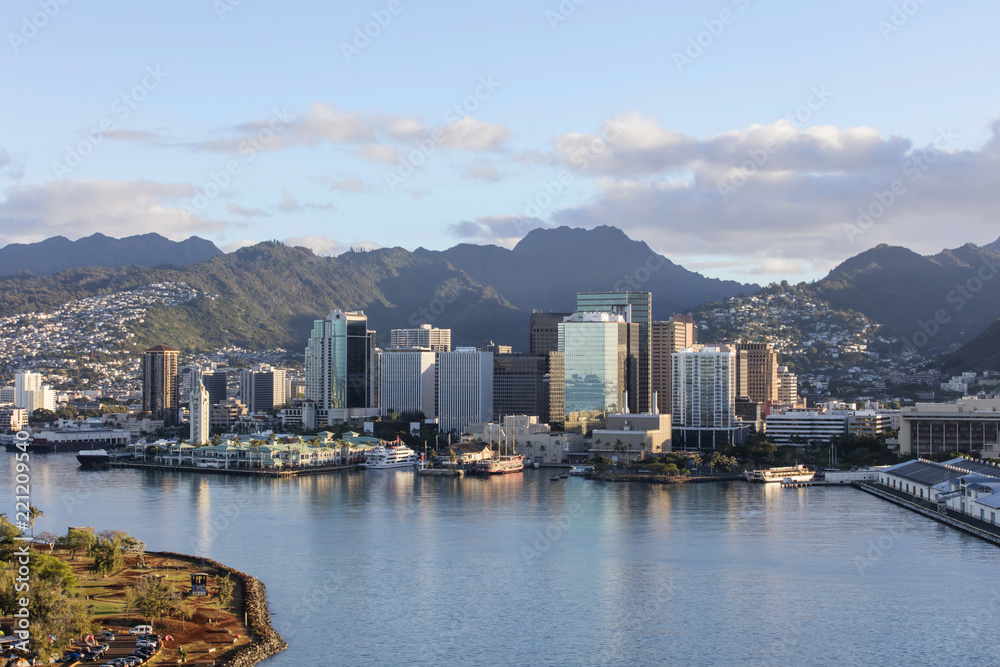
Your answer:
[77,449,111,469]
[474,454,524,475]
[364,443,420,469]
[744,465,814,483]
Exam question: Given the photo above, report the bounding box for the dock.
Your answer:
[416,468,463,477]
[109,460,362,478]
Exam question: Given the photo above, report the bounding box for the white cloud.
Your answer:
[438,117,511,152]
[276,191,335,213]
[0,179,226,245]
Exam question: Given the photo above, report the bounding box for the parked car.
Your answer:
[122,656,143,667]
[129,625,153,635]
[101,630,116,641]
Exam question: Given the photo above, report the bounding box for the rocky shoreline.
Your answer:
[148,550,288,666]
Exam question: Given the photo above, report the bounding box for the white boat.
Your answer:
[744,465,814,483]
[364,443,420,469]
[569,466,592,476]
[474,455,524,475]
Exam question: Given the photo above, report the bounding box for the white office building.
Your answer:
[438,348,493,435]
[390,324,451,352]
[378,349,437,418]
[14,371,54,413]
[671,345,742,447]
[764,411,848,444]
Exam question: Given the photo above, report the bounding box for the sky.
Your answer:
[1,0,999,283]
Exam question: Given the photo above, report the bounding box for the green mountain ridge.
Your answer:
[0,227,758,354]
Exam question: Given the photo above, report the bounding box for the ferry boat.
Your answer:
[364,443,420,469]
[744,465,814,483]
[474,455,524,475]
[76,449,111,469]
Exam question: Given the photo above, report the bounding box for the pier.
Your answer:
[855,481,1000,548]
[110,460,362,478]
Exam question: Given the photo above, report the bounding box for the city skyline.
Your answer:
[2,1,1000,284]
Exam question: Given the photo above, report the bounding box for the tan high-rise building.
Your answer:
[142,345,179,424]
[651,315,696,414]
[777,365,799,405]
[735,342,779,404]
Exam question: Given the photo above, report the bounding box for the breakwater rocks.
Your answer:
[149,550,288,666]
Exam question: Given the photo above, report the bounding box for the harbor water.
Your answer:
[6,452,1000,665]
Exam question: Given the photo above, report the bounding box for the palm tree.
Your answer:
[524,441,533,461]
[538,443,546,462]
[28,505,43,540]
[614,440,626,465]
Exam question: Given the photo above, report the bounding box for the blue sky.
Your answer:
[2,0,999,283]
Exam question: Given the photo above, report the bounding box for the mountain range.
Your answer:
[0,232,221,277]
[3,228,1000,366]
[0,227,756,353]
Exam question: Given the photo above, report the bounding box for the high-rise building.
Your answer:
[378,349,437,418]
[437,348,493,435]
[529,312,571,355]
[671,345,738,448]
[559,312,638,427]
[479,341,513,355]
[14,371,39,410]
[0,387,14,405]
[142,345,179,424]
[240,365,289,413]
[305,310,377,422]
[390,324,451,351]
[201,371,228,406]
[735,342,779,404]
[651,315,696,415]
[576,292,652,413]
[493,352,564,424]
[189,378,211,445]
[777,365,799,405]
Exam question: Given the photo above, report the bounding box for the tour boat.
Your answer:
[363,443,420,469]
[474,455,525,475]
[744,465,814,483]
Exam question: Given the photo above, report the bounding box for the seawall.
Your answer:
[148,550,288,666]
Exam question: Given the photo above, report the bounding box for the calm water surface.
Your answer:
[7,452,1000,665]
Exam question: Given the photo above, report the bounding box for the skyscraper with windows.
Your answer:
[142,345,179,424]
[390,324,452,352]
[735,342,779,403]
[651,315,696,415]
[576,292,651,413]
[240,365,290,413]
[437,348,493,435]
[671,345,740,448]
[559,312,638,429]
[378,349,437,418]
[305,310,377,422]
